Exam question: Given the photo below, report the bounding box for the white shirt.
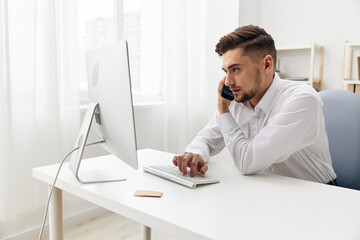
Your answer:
[185,74,336,183]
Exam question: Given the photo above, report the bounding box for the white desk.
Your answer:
[33,149,360,240]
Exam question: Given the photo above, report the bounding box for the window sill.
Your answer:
[79,101,165,111]
[133,101,165,109]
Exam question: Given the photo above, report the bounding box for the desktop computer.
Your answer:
[69,40,138,183]
[68,40,219,188]
[38,40,139,240]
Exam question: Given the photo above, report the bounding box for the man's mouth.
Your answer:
[231,89,240,94]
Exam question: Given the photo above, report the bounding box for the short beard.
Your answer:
[236,92,255,103]
[235,68,261,103]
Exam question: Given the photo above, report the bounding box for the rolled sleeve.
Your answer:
[185,113,226,163]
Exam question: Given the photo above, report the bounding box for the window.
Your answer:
[124,0,141,95]
[77,0,162,104]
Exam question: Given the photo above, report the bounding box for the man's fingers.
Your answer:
[172,156,178,166]
[173,155,185,167]
[199,162,208,175]
[181,153,192,175]
[217,76,227,93]
[177,155,185,173]
[190,158,200,177]
[173,153,207,177]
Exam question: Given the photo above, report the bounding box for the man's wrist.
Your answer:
[217,97,231,115]
[219,108,230,115]
[218,102,230,114]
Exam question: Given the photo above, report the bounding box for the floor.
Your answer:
[42,212,176,240]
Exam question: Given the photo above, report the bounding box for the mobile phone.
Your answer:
[221,85,234,101]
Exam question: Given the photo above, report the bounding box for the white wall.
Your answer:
[238,0,261,26]
[239,0,360,90]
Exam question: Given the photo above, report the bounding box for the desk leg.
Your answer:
[49,186,63,240]
[140,224,151,240]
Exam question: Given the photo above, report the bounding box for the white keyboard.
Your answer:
[143,165,220,189]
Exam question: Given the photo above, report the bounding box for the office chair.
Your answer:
[319,89,360,190]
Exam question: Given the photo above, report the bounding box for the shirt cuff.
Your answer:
[184,147,210,163]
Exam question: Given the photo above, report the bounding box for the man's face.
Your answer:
[221,48,263,103]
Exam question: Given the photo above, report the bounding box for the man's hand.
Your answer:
[217,77,231,114]
[172,153,208,177]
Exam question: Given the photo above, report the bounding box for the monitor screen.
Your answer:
[69,40,138,183]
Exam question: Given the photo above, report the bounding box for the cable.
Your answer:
[38,140,104,240]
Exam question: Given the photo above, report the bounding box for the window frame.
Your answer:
[79,0,164,106]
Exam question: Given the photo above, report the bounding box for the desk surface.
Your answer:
[33,149,360,240]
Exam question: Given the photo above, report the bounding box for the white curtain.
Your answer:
[0,0,79,225]
[162,0,214,154]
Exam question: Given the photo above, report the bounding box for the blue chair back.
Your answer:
[319,90,360,190]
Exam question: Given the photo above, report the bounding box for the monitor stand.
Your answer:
[69,102,127,183]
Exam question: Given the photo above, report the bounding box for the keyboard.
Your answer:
[143,165,220,189]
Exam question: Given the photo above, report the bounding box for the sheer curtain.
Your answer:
[162,0,213,154]
[0,0,79,226]
[160,0,240,158]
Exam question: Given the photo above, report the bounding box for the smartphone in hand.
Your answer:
[221,85,234,101]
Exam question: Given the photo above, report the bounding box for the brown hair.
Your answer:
[215,25,277,68]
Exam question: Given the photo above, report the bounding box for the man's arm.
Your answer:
[218,93,321,174]
[173,113,226,177]
[185,114,226,162]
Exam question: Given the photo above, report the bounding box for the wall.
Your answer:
[239,0,360,90]
[238,0,261,26]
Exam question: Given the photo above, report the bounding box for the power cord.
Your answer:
[38,140,104,240]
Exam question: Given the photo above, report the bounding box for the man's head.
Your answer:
[215,25,277,67]
[215,25,276,106]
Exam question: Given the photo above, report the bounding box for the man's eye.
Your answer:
[232,68,239,72]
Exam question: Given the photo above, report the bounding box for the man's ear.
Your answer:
[263,55,273,73]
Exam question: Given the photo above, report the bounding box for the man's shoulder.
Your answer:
[280,79,319,99]
[273,79,322,110]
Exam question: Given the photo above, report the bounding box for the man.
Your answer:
[172,25,337,184]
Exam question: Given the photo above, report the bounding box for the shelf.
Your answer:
[277,45,312,51]
[344,42,360,47]
[277,43,323,51]
[341,41,360,94]
[283,78,310,84]
[276,43,323,91]
[286,77,308,81]
[342,80,360,85]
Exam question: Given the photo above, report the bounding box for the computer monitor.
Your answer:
[69,40,138,183]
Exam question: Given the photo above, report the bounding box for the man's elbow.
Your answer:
[232,149,261,175]
[236,164,259,175]
[239,169,258,176]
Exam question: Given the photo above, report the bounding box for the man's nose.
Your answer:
[225,74,235,86]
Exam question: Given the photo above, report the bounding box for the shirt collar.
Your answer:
[254,73,282,114]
